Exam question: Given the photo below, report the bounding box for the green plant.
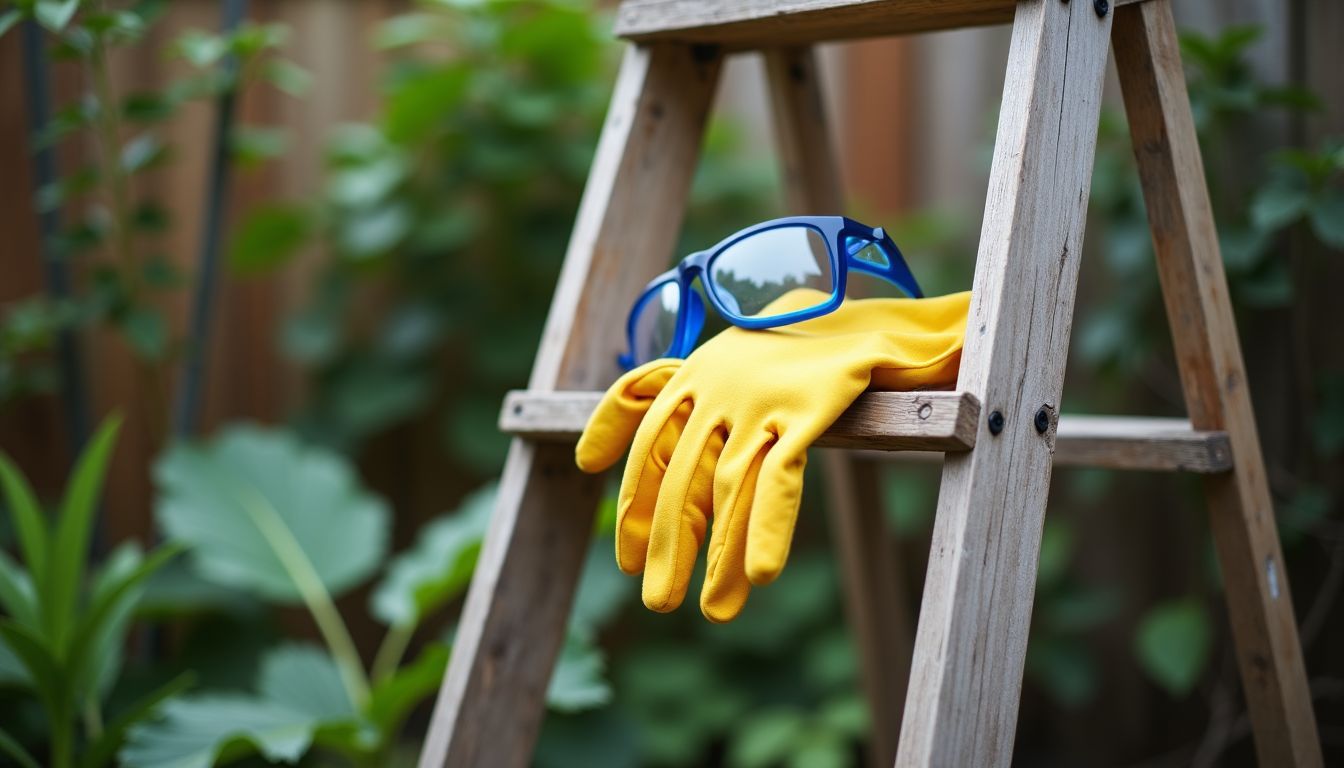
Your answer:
[232,0,776,476]
[1065,23,1341,712]
[0,416,186,768]
[0,0,303,443]
[121,425,627,765]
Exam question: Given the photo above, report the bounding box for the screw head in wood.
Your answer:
[988,410,1005,436]
[1093,0,1109,17]
[1034,407,1050,434]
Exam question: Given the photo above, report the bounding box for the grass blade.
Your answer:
[67,545,181,692]
[0,453,50,583]
[45,415,121,654]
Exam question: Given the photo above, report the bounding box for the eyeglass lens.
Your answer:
[631,281,682,365]
[707,225,835,318]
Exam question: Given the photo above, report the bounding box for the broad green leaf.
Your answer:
[1042,586,1122,633]
[262,60,311,97]
[1035,520,1073,589]
[728,709,804,768]
[0,454,49,585]
[1026,636,1099,707]
[82,672,194,768]
[546,635,611,713]
[121,307,169,360]
[0,10,22,39]
[568,539,634,640]
[370,483,493,627]
[366,643,449,735]
[120,695,319,768]
[120,133,167,174]
[35,0,80,31]
[1309,188,1344,248]
[383,66,469,144]
[173,29,226,67]
[817,695,868,737]
[787,732,848,768]
[155,425,390,602]
[0,727,40,768]
[258,644,356,721]
[229,125,288,166]
[228,204,310,275]
[1134,598,1211,697]
[46,416,121,655]
[1250,180,1310,231]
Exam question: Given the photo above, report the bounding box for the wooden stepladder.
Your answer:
[419,0,1323,765]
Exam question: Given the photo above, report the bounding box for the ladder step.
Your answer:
[499,391,1232,473]
[500,389,981,452]
[615,0,1145,47]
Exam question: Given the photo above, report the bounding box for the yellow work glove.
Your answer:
[576,288,970,622]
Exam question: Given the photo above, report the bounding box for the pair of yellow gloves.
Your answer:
[576,288,971,622]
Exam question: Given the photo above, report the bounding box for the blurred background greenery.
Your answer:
[0,0,1340,765]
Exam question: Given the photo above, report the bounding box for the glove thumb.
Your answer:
[576,359,681,473]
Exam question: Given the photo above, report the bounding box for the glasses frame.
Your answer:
[619,215,924,370]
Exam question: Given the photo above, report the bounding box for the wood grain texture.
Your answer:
[617,0,1018,46]
[615,0,1145,47]
[1114,2,1322,763]
[1050,416,1230,472]
[499,392,1231,472]
[500,389,980,451]
[896,0,1112,765]
[763,45,909,768]
[418,44,723,768]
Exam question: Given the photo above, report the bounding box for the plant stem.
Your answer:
[88,4,171,452]
[83,695,104,741]
[241,489,370,707]
[50,715,72,768]
[370,622,415,685]
[88,13,138,294]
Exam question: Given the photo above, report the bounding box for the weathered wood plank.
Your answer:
[615,0,1146,47]
[763,45,910,768]
[896,0,1113,765]
[418,43,723,768]
[1113,2,1323,764]
[498,392,1231,472]
[500,389,981,452]
[1052,415,1231,472]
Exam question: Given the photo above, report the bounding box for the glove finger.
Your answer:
[700,429,773,623]
[614,393,690,576]
[642,414,726,613]
[745,431,811,586]
[576,359,681,473]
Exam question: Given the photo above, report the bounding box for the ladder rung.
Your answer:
[500,389,981,452]
[499,391,1232,473]
[856,416,1232,473]
[615,0,1146,47]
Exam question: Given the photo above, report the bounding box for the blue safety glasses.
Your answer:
[620,216,923,370]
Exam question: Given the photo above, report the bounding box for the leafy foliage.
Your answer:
[0,0,302,444]
[156,425,390,603]
[137,426,625,765]
[0,416,182,768]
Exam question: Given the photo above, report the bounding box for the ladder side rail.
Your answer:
[1113,2,1322,764]
[762,45,912,768]
[418,43,724,768]
[896,0,1113,764]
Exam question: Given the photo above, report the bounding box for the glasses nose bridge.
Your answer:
[677,250,711,285]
